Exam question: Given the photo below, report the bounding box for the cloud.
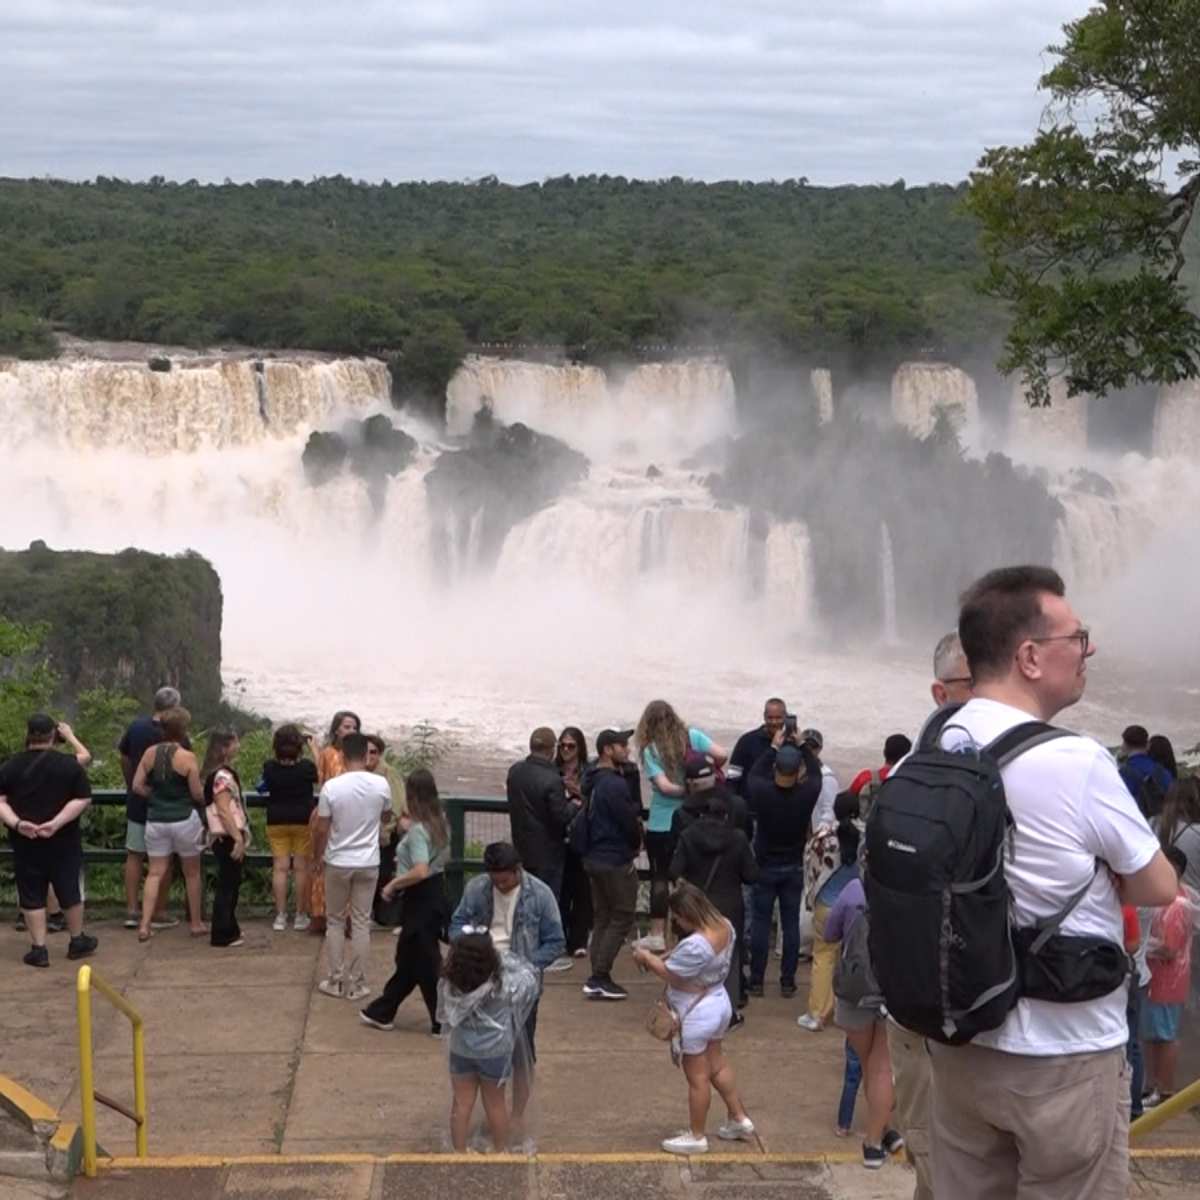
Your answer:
[0,0,1083,183]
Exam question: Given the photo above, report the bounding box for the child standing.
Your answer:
[437,930,539,1152]
[1143,846,1194,1107]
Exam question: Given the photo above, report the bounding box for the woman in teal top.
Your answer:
[635,699,727,950]
[360,769,451,1033]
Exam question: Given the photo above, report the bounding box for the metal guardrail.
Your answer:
[76,964,147,1177]
[1129,1077,1200,1141]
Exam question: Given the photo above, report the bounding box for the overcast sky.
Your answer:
[0,0,1084,185]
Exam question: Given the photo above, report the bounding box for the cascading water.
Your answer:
[1153,381,1200,459]
[890,362,979,445]
[811,369,834,425]
[879,521,899,644]
[1008,377,1089,459]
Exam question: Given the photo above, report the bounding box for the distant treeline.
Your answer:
[0,174,1006,396]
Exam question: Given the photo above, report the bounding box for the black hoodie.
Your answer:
[669,815,759,924]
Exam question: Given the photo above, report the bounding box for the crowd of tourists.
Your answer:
[2,563,1198,1196]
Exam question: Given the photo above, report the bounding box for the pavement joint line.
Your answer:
[96,1147,1200,1169]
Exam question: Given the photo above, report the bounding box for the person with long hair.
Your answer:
[437,931,539,1152]
[1159,777,1200,893]
[633,882,753,1155]
[201,729,248,948]
[636,701,727,951]
[556,726,593,958]
[360,769,451,1032]
[307,710,361,935]
[262,724,318,932]
[131,706,207,942]
[1149,735,1179,782]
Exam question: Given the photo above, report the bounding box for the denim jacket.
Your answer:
[449,869,565,976]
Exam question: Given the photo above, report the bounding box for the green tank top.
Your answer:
[147,743,194,823]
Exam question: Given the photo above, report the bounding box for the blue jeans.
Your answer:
[750,863,804,986]
[837,1041,863,1130]
[1127,982,1147,1117]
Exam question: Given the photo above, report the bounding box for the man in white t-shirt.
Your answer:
[927,566,1175,1200]
[313,732,390,1001]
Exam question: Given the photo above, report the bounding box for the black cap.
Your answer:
[26,713,56,741]
[775,744,803,776]
[483,842,521,871]
[684,750,715,781]
[596,728,634,753]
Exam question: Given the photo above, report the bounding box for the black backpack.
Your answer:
[864,705,1073,1045]
[1136,772,1167,820]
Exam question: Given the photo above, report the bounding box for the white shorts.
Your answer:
[678,989,732,1056]
[144,812,204,859]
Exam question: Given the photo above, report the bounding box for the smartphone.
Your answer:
[784,714,798,737]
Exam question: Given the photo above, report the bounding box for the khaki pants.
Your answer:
[323,864,378,989]
[928,1041,1129,1200]
[887,1021,934,1200]
[805,903,837,1023]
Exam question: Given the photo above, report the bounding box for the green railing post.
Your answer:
[447,798,467,906]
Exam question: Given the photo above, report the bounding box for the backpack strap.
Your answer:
[1025,861,1102,955]
[985,722,1073,768]
[702,854,721,895]
[915,703,966,753]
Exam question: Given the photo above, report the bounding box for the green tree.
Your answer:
[967,1,1200,403]
[0,617,56,758]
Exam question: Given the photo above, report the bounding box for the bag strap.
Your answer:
[916,703,965,753]
[702,853,721,895]
[1026,861,1102,955]
[985,721,1073,767]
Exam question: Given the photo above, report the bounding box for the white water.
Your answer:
[811,368,834,425]
[1008,377,1089,460]
[1,350,1198,773]
[890,362,979,444]
[880,521,899,645]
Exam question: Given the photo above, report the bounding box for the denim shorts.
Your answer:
[449,1052,512,1083]
[1143,1000,1183,1043]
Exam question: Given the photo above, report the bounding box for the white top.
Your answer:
[317,770,390,868]
[490,883,521,954]
[940,697,1160,1057]
[812,765,840,830]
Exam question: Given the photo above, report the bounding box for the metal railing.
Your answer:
[1129,1076,1200,1141]
[76,965,147,1177]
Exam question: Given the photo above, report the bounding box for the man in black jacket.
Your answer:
[506,726,574,918]
[580,729,642,1001]
[729,697,787,795]
[746,736,821,998]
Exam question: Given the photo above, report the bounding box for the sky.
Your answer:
[0,0,1086,186]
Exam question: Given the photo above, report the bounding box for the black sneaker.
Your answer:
[47,912,68,934]
[747,982,764,998]
[728,1012,746,1033]
[882,1129,905,1155]
[592,976,628,1001]
[780,983,797,999]
[14,912,26,932]
[67,933,99,960]
[582,976,605,997]
[430,1021,442,1037]
[862,1143,887,1170]
[23,944,49,968]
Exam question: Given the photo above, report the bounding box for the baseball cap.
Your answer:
[775,744,803,776]
[596,728,634,753]
[26,713,57,741]
[800,728,823,752]
[684,750,715,781]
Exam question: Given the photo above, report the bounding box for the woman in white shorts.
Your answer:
[132,705,207,941]
[633,881,755,1156]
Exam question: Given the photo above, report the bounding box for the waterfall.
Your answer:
[811,369,834,425]
[880,521,898,644]
[1009,377,1089,458]
[890,362,979,443]
[1153,381,1200,458]
[445,354,737,460]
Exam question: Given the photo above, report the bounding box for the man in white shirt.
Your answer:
[928,566,1175,1200]
[313,732,391,1001]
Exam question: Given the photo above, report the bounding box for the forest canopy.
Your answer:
[0,175,1003,371]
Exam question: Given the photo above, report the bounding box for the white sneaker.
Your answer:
[635,934,667,954]
[717,1116,755,1141]
[796,1013,824,1032]
[572,947,588,958]
[272,913,288,932]
[662,1131,708,1155]
[292,914,311,932]
[545,956,575,973]
[316,978,344,999]
[344,982,371,1002]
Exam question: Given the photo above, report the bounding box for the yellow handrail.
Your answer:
[76,965,147,1177]
[1129,1076,1200,1141]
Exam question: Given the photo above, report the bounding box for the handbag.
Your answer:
[646,987,705,1041]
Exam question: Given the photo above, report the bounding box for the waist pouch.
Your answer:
[1014,928,1130,1003]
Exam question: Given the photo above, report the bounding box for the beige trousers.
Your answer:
[887,1020,934,1200]
[928,1041,1129,1200]
[323,864,378,989]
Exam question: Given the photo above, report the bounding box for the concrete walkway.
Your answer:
[1,915,1197,1195]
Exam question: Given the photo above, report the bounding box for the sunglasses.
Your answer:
[559,741,577,750]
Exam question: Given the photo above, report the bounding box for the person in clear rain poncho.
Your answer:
[437,929,540,1152]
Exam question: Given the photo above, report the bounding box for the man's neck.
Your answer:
[972,679,1056,722]
[26,740,53,752]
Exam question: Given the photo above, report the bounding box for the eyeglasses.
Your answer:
[1029,629,1090,656]
[939,676,973,686]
